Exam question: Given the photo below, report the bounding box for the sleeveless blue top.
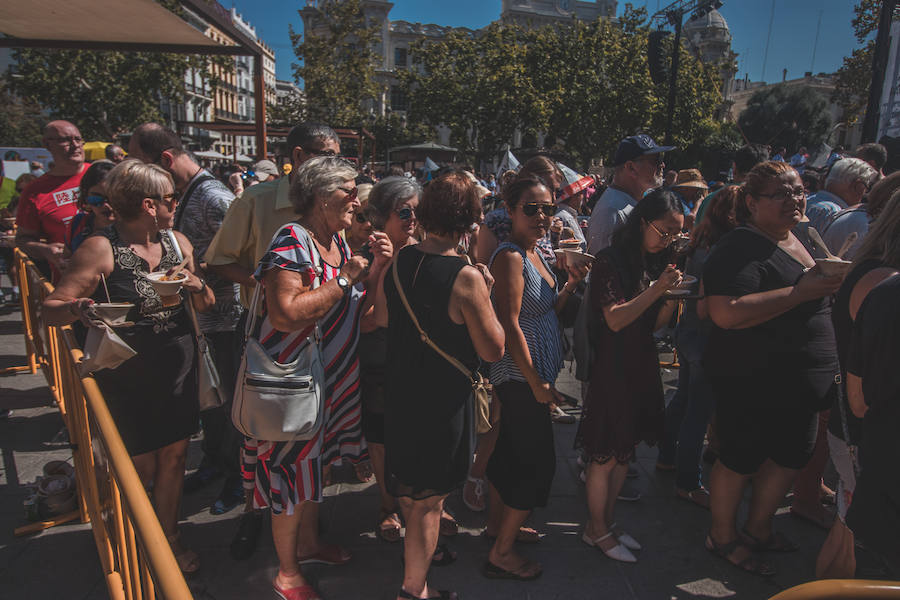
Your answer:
[488,241,563,385]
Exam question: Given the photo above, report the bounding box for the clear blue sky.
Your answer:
[229,0,861,86]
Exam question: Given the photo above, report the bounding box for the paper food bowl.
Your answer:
[145,271,187,296]
[815,258,852,278]
[93,303,134,326]
[677,275,698,290]
[553,248,595,270]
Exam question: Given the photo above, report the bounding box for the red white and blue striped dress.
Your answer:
[242,223,367,514]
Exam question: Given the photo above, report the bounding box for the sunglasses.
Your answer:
[355,212,371,224]
[647,220,678,243]
[305,147,338,157]
[521,202,555,217]
[395,206,415,221]
[337,185,358,201]
[86,194,109,206]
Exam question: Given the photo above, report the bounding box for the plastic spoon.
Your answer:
[835,232,859,260]
[165,257,190,280]
[806,227,837,260]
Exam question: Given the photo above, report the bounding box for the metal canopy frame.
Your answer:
[0,0,269,159]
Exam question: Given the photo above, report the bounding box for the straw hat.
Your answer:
[671,168,707,189]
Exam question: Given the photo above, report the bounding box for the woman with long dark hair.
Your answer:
[484,175,588,580]
[577,188,683,563]
[657,185,741,506]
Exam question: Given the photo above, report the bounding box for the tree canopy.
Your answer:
[399,6,724,169]
[738,84,832,151]
[6,1,226,142]
[833,0,900,127]
[289,0,381,126]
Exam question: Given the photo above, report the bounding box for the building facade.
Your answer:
[161,2,277,159]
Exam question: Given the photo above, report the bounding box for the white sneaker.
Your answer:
[581,531,637,563]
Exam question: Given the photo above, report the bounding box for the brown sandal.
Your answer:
[676,487,710,509]
[377,507,402,543]
[439,512,458,537]
[705,534,775,576]
[167,532,200,575]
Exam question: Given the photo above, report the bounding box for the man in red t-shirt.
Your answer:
[15,120,89,275]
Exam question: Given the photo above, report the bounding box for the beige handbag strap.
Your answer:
[391,256,478,384]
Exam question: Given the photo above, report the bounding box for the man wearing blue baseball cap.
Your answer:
[587,134,674,254]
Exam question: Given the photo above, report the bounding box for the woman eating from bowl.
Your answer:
[245,156,392,600]
[43,159,215,573]
[577,189,683,563]
[702,160,843,576]
[484,175,588,581]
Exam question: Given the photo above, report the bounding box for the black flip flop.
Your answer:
[398,589,459,600]
[400,542,457,567]
[482,559,542,581]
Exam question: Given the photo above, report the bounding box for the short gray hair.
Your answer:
[368,176,421,227]
[290,156,358,216]
[826,157,877,189]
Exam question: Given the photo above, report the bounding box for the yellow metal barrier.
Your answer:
[9,249,192,600]
[770,580,900,599]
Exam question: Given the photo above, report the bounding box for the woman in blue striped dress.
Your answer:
[484,175,589,581]
[244,157,393,600]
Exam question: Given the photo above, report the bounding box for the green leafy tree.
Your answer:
[738,84,832,151]
[291,0,380,126]
[267,93,307,127]
[833,0,900,127]
[8,1,225,141]
[0,78,45,147]
[401,5,723,169]
[10,49,216,141]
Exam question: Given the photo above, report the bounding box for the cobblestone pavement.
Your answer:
[0,306,828,600]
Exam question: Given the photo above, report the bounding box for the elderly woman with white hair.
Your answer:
[805,157,878,234]
[43,159,215,574]
[243,156,392,600]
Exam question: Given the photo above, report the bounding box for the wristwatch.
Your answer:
[191,278,207,294]
[336,275,351,294]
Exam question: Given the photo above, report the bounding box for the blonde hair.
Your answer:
[105,159,174,221]
[853,189,900,269]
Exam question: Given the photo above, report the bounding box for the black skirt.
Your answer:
[486,380,556,511]
[94,329,198,456]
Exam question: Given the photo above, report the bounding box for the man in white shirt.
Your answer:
[805,157,876,234]
[587,135,673,254]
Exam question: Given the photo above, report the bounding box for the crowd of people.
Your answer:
[2,117,897,599]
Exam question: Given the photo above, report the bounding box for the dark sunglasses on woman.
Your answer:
[395,206,415,221]
[521,202,555,217]
[86,194,109,206]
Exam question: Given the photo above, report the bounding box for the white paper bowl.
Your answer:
[145,271,186,296]
[815,258,852,278]
[554,249,595,270]
[93,303,134,325]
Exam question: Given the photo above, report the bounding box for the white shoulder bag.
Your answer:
[231,224,326,441]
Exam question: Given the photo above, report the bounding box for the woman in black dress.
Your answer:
[376,171,504,600]
[44,160,215,573]
[577,189,683,563]
[702,161,843,576]
[360,175,422,543]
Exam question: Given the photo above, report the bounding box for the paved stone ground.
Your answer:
[0,302,830,600]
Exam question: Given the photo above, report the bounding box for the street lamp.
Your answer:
[651,0,725,146]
